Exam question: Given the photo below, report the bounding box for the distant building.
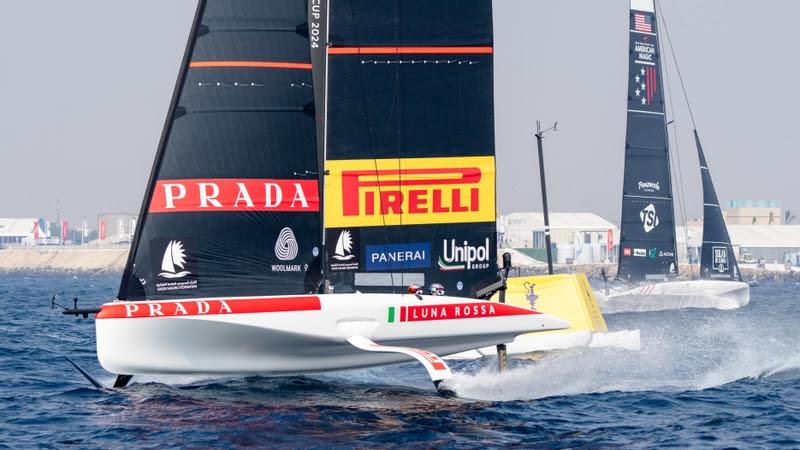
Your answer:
[0,218,37,246]
[502,213,617,264]
[724,200,781,225]
[96,213,138,244]
[677,224,800,264]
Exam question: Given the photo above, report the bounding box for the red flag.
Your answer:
[33,221,40,240]
[61,221,69,242]
[99,220,106,241]
[607,229,614,252]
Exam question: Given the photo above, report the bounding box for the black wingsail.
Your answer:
[617,0,678,282]
[118,0,322,300]
[695,130,741,281]
[321,0,497,297]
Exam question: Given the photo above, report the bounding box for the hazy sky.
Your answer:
[1,1,798,227]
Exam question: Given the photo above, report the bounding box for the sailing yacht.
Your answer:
[599,0,749,313]
[89,0,568,391]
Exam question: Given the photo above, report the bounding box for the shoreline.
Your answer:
[1,247,798,283]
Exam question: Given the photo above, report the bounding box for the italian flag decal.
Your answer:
[387,302,537,324]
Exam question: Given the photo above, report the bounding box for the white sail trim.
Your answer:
[631,0,654,13]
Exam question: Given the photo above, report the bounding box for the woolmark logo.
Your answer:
[637,181,660,193]
[325,156,495,227]
[438,238,491,271]
[274,227,298,261]
[159,240,191,279]
[149,179,319,213]
[640,203,660,233]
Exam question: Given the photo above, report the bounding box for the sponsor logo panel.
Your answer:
[637,180,660,193]
[640,203,660,233]
[633,248,647,257]
[438,238,491,271]
[623,247,632,257]
[150,239,198,293]
[270,227,308,273]
[325,156,495,227]
[149,179,319,213]
[366,242,430,271]
[712,246,729,273]
[327,228,360,271]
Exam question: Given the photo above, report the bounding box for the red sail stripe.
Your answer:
[328,46,493,55]
[189,61,312,70]
[97,296,322,319]
[148,179,320,213]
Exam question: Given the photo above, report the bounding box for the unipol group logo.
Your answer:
[640,203,660,233]
[274,227,299,261]
[438,238,491,271]
[159,240,191,279]
[324,156,495,227]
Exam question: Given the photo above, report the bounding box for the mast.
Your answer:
[534,121,558,275]
[308,0,330,291]
[617,0,678,282]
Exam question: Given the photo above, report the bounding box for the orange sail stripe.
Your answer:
[189,61,312,70]
[328,46,493,55]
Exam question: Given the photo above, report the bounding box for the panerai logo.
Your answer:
[438,238,491,271]
[637,181,660,193]
[640,203,660,233]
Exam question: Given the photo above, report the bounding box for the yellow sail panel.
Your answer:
[324,156,496,227]
[502,274,608,334]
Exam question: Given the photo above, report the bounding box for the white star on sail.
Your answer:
[635,89,641,96]
[641,97,647,105]
[635,75,640,83]
[641,83,646,90]
[641,68,646,75]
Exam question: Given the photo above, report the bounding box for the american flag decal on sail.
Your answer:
[634,13,653,33]
[633,66,657,106]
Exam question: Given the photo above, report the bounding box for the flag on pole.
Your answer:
[99,220,106,241]
[61,221,69,242]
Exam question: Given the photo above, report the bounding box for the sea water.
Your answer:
[1,273,799,448]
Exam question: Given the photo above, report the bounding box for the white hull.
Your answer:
[96,293,568,376]
[597,280,750,313]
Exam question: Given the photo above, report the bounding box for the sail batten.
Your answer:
[617,0,678,282]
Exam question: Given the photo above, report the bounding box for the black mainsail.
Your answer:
[119,0,321,300]
[322,0,497,297]
[695,130,741,281]
[617,0,678,282]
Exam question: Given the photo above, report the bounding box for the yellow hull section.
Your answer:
[500,273,607,336]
